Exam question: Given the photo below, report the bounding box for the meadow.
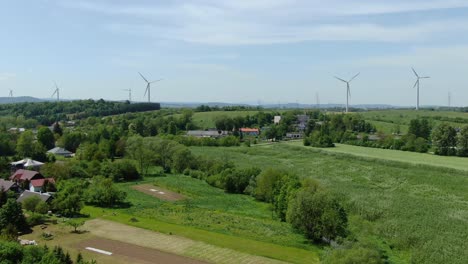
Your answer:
[89,174,321,263]
[285,141,468,171]
[190,144,468,264]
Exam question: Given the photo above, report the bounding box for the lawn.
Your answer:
[190,144,468,264]
[285,141,468,171]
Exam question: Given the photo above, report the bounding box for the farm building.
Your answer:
[11,158,45,170]
[240,128,260,136]
[285,133,303,139]
[274,116,282,124]
[296,115,310,131]
[187,130,229,138]
[47,147,74,157]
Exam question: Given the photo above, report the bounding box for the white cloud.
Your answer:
[58,0,468,45]
[0,73,16,81]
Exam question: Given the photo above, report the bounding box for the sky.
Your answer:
[1,0,468,106]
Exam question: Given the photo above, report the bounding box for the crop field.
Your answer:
[190,144,468,264]
[285,141,468,171]
[85,176,320,263]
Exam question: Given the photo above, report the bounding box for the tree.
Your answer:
[126,135,156,176]
[432,123,457,156]
[16,130,35,157]
[287,189,347,242]
[52,122,63,136]
[37,127,55,150]
[0,199,27,232]
[22,196,42,213]
[254,169,286,202]
[65,220,84,233]
[457,126,468,157]
[84,176,126,207]
[52,179,85,216]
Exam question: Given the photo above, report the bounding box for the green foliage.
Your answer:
[0,199,27,233]
[323,244,385,264]
[432,123,457,156]
[65,219,85,233]
[22,195,42,213]
[84,176,126,207]
[457,125,468,157]
[287,189,347,242]
[52,179,85,216]
[254,168,286,202]
[37,127,55,150]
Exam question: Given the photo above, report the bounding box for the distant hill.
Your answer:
[0,96,46,104]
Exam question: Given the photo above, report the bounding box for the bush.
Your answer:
[27,214,44,226]
[287,189,347,242]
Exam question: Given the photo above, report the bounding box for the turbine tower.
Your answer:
[335,73,360,113]
[138,72,162,103]
[122,88,132,102]
[8,89,13,97]
[51,82,60,101]
[412,68,430,110]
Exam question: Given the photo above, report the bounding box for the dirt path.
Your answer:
[78,238,207,264]
[132,184,185,201]
[84,219,289,264]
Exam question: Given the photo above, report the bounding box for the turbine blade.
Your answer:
[348,88,351,97]
[138,72,149,83]
[334,76,347,83]
[421,76,430,79]
[413,80,419,88]
[412,68,419,78]
[150,79,162,84]
[349,72,360,82]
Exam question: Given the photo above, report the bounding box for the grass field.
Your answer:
[190,111,263,129]
[285,141,468,171]
[190,144,468,264]
[360,109,468,134]
[84,175,321,263]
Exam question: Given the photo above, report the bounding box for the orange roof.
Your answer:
[240,128,259,132]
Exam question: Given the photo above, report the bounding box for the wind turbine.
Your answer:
[335,72,360,113]
[412,68,429,110]
[8,89,13,97]
[138,72,162,103]
[122,88,132,102]
[51,82,60,101]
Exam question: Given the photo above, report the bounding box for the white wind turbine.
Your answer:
[138,72,162,103]
[412,68,430,110]
[122,88,132,102]
[8,89,13,97]
[335,73,360,113]
[51,82,60,101]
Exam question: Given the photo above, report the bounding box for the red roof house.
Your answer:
[30,178,56,193]
[10,169,44,182]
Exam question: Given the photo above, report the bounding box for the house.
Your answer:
[30,178,56,193]
[187,130,229,138]
[47,147,74,158]
[17,190,53,203]
[240,128,260,136]
[285,133,303,139]
[274,116,282,124]
[0,179,19,193]
[296,115,310,131]
[8,127,25,133]
[10,169,44,183]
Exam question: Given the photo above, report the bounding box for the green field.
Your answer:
[190,144,468,264]
[285,141,468,171]
[361,109,468,133]
[93,175,320,263]
[187,111,263,129]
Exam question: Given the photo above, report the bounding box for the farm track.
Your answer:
[84,219,290,264]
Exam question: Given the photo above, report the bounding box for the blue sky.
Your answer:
[2,0,468,106]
